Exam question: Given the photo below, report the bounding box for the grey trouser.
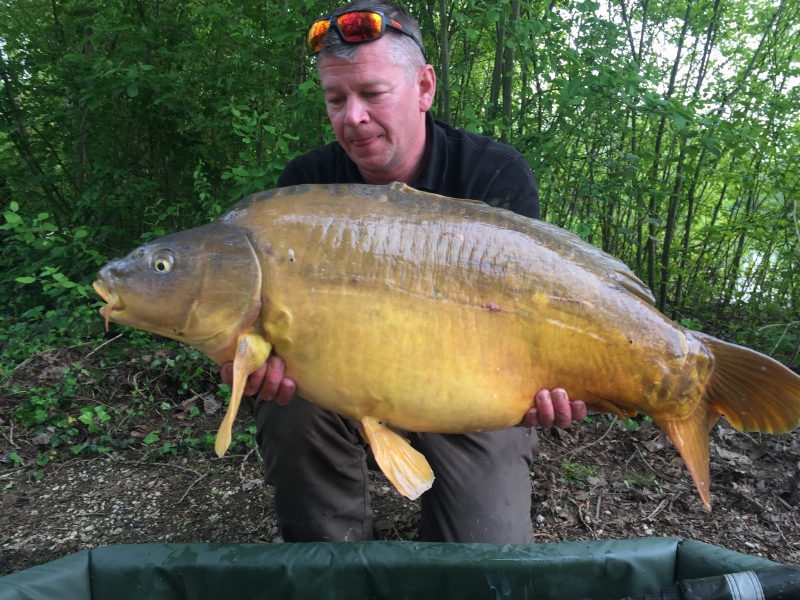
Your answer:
[254,396,538,543]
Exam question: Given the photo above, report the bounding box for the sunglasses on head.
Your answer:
[307,10,428,62]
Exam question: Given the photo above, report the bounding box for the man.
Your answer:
[222,0,587,543]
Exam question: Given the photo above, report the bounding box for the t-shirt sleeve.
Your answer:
[484,156,540,219]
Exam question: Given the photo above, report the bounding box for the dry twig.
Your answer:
[569,498,599,540]
[646,498,669,520]
[178,473,208,505]
[568,416,618,461]
[1,420,19,449]
[83,334,123,360]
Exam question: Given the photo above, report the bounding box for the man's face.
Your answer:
[319,36,435,184]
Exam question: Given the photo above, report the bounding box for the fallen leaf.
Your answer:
[204,395,222,415]
[716,446,752,465]
[241,479,263,492]
[31,432,53,446]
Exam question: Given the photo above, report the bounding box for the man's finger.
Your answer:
[275,377,296,406]
[521,406,539,427]
[221,362,267,397]
[570,400,588,422]
[551,388,572,429]
[243,363,267,397]
[259,355,286,401]
[535,389,554,428]
[220,362,234,387]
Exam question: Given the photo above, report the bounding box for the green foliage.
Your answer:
[625,470,659,491]
[561,461,596,483]
[7,452,21,468]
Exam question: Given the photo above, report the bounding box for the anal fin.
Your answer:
[360,417,434,500]
[215,334,272,457]
[654,401,717,511]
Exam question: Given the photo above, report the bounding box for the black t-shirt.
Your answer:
[278,113,540,219]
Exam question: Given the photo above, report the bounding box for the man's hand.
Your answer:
[522,388,587,429]
[220,355,296,406]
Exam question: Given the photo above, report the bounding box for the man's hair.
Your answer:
[318,1,426,78]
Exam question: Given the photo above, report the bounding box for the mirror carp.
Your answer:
[93,183,800,509]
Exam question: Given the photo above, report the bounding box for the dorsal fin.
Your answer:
[388,181,485,204]
[612,269,655,306]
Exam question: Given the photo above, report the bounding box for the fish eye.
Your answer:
[151,251,174,274]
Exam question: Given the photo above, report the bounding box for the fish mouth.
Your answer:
[93,279,124,331]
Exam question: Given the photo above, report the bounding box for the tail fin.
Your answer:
[654,334,800,512]
[701,335,800,434]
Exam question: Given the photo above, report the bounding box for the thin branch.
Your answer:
[178,473,208,505]
[83,334,123,360]
[569,416,619,461]
[1,421,20,450]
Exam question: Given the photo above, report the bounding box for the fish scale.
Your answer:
[93,182,800,508]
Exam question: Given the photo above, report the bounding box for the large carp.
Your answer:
[93,183,800,509]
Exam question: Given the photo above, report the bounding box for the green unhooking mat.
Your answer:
[1,537,798,600]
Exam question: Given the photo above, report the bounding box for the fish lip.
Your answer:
[92,278,126,312]
[92,280,110,302]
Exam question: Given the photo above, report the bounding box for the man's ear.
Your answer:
[417,64,436,112]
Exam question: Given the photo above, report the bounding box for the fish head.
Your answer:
[93,222,264,360]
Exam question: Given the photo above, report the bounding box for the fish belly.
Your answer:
[265,280,537,432]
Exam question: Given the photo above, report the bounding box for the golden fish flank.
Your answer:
[93,182,800,508]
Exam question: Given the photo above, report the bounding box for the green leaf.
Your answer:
[10,201,19,211]
[127,83,139,97]
[576,0,600,11]
[701,135,721,157]
[15,276,36,284]
[4,212,21,224]
[142,431,159,445]
[672,112,688,131]
[74,229,88,238]
[8,452,21,467]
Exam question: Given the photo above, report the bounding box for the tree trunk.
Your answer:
[501,0,520,143]
[489,18,505,122]
[658,149,685,312]
[438,0,451,123]
[646,0,693,292]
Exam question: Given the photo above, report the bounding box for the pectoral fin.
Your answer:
[360,416,434,500]
[215,334,272,457]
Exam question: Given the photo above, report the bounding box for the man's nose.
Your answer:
[343,97,369,127]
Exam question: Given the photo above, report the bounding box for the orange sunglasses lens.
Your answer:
[336,12,383,42]
[307,19,330,53]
